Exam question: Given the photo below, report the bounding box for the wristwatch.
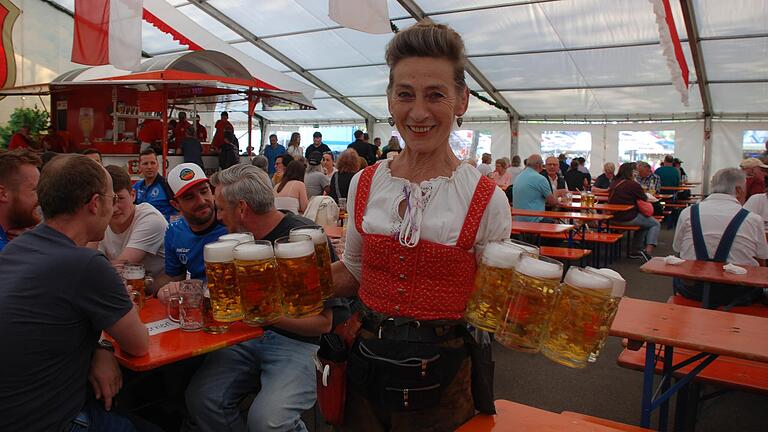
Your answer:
[97,339,115,353]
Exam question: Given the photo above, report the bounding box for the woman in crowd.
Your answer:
[271,154,293,185]
[608,162,660,260]
[382,136,402,160]
[273,160,308,214]
[330,22,511,430]
[304,152,330,198]
[328,149,360,206]
[564,159,589,191]
[322,151,337,179]
[489,158,512,190]
[286,132,304,159]
[506,155,524,184]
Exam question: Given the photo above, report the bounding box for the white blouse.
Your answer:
[287,145,304,158]
[343,160,512,281]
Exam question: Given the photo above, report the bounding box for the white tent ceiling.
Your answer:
[47,0,768,122]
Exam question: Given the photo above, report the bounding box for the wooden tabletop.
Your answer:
[112,299,264,371]
[557,202,634,212]
[640,257,768,288]
[511,221,574,235]
[576,194,672,201]
[323,225,343,239]
[609,297,768,362]
[682,181,702,185]
[659,186,691,191]
[512,208,613,221]
[457,400,630,431]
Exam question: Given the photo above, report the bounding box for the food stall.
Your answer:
[0,50,314,175]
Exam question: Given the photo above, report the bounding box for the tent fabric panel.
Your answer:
[701,38,768,81]
[471,52,587,90]
[141,19,186,53]
[587,84,703,115]
[206,0,336,37]
[710,83,768,114]
[711,120,768,180]
[177,5,242,42]
[694,0,768,38]
[312,66,390,97]
[283,72,330,99]
[258,98,363,121]
[232,42,291,73]
[568,44,694,87]
[348,96,390,119]
[465,92,509,118]
[500,88,602,116]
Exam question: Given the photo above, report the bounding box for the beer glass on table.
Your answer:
[167,280,204,332]
[495,254,563,353]
[123,264,153,310]
[202,286,230,334]
[541,267,615,368]
[290,226,334,300]
[465,240,539,332]
[234,240,282,326]
[204,240,244,322]
[274,234,323,318]
[584,267,626,363]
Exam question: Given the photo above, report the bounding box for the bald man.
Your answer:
[511,154,565,221]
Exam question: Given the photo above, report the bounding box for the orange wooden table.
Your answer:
[323,225,343,239]
[609,297,768,429]
[640,257,768,288]
[557,202,634,212]
[510,221,573,235]
[457,400,630,431]
[659,186,691,191]
[511,208,613,222]
[112,299,264,371]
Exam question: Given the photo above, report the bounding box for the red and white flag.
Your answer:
[649,0,690,106]
[71,0,143,70]
[329,0,391,34]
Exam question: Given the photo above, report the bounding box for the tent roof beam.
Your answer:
[680,0,712,116]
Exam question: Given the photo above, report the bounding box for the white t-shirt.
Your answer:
[673,194,768,266]
[477,163,493,177]
[100,203,168,277]
[343,160,512,281]
[744,193,768,227]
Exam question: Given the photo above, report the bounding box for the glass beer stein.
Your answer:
[290,226,334,300]
[465,240,539,332]
[204,240,244,322]
[495,254,563,353]
[274,234,323,318]
[234,240,282,326]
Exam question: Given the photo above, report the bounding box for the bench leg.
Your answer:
[641,342,656,428]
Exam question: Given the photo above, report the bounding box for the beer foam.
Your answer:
[204,240,238,263]
[482,242,521,269]
[234,242,274,261]
[516,255,562,280]
[275,239,314,259]
[587,267,626,297]
[564,267,612,291]
[504,239,539,256]
[122,266,145,280]
[290,228,325,245]
[219,233,254,244]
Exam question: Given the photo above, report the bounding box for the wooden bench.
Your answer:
[607,225,640,232]
[539,246,591,261]
[617,344,768,395]
[539,232,624,267]
[560,411,653,431]
[668,295,768,318]
[664,203,690,209]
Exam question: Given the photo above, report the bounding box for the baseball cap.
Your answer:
[307,151,322,166]
[168,163,208,197]
[740,158,768,169]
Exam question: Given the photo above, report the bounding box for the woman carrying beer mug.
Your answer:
[330,23,512,430]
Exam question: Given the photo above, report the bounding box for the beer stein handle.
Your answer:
[145,276,154,294]
[129,288,141,305]
[167,295,182,323]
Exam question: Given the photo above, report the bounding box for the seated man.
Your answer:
[0,154,149,432]
[133,148,178,222]
[592,162,615,193]
[0,149,41,251]
[635,161,661,193]
[673,168,768,306]
[100,165,168,294]
[185,164,348,432]
[512,154,564,222]
[654,154,681,188]
[540,155,567,194]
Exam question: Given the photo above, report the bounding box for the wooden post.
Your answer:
[247,88,253,157]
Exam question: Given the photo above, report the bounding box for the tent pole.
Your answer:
[161,91,168,176]
[247,88,253,157]
[258,116,268,155]
[701,116,712,195]
[510,114,519,158]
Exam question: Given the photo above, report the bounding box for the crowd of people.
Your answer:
[2,20,767,432]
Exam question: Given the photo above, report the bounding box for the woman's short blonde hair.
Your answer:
[336,149,360,173]
[385,22,467,93]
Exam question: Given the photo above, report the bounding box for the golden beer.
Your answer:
[275,235,323,318]
[495,254,563,353]
[585,267,626,363]
[234,240,282,326]
[219,232,255,244]
[290,227,334,300]
[123,264,146,309]
[204,240,244,322]
[202,293,229,334]
[465,240,539,332]
[541,267,614,368]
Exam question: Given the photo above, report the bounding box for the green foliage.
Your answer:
[0,106,49,149]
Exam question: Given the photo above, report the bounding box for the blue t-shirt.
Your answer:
[264,144,286,175]
[655,165,681,187]
[133,175,178,222]
[164,217,229,280]
[0,224,8,252]
[512,167,552,222]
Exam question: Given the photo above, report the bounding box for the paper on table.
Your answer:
[723,263,748,275]
[664,255,685,265]
[146,318,180,336]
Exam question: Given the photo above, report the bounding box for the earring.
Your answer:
[388,117,395,126]
[456,117,463,127]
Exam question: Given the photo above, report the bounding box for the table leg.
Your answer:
[658,345,674,431]
[641,342,656,428]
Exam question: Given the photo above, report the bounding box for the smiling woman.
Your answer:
[330,23,512,431]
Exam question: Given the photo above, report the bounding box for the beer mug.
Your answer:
[167,280,204,332]
[585,267,626,363]
[202,286,230,334]
[219,232,255,244]
[204,240,244,322]
[495,254,563,353]
[234,240,282,326]
[541,267,614,368]
[274,234,323,318]
[465,240,539,332]
[123,264,153,310]
[290,226,334,300]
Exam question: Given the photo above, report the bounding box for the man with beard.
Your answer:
[184,164,348,432]
[160,163,228,286]
[0,149,42,251]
